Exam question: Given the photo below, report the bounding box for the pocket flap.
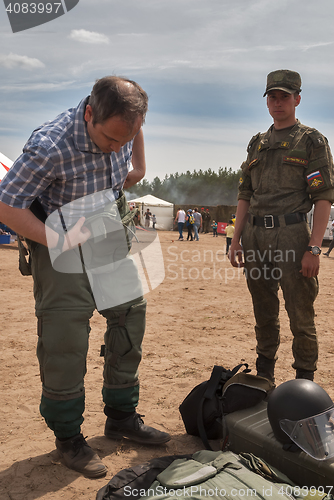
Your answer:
[157,459,217,488]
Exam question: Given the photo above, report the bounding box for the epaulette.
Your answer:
[247,132,261,153]
[308,130,328,148]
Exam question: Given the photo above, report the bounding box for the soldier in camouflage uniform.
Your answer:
[229,70,334,383]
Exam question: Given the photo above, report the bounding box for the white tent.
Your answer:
[130,194,174,230]
[0,152,13,182]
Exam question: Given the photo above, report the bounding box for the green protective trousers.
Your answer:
[31,241,146,439]
[242,220,319,372]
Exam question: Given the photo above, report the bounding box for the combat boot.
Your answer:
[256,354,276,385]
[296,369,314,381]
[105,412,171,445]
[55,433,107,478]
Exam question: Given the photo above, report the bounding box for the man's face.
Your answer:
[84,105,142,153]
[266,90,301,127]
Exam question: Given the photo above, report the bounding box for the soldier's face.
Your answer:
[267,90,301,127]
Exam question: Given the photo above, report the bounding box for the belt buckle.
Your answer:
[264,214,274,229]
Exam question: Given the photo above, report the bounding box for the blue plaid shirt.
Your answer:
[0,97,133,215]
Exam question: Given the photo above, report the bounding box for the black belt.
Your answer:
[249,212,307,229]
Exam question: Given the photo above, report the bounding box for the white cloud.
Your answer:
[0,53,45,70]
[300,41,334,51]
[69,29,109,44]
[0,81,76,92]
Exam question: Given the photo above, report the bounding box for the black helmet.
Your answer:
[267,379,334,460]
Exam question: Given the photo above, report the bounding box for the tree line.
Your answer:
[126,167,240,206]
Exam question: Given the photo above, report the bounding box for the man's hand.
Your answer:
[47,217,91,252]
[300,251,320,278]
[229,240,244,267]
[64,217,91,251]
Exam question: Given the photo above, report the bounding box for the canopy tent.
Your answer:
[130,194,174,230]
[0,152,13,182]
[0,152,15,241]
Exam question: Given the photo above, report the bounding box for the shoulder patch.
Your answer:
[307,170,324,190]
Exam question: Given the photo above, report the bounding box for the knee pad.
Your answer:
[102,298,146,388]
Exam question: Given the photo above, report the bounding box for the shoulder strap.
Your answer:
[197,366,225,451]
[221,363,251,382]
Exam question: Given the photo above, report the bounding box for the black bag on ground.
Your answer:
[179,363,273,450]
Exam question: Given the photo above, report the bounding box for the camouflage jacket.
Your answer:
[238,120,334,217]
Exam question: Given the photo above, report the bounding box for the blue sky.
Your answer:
[1,0,333,181]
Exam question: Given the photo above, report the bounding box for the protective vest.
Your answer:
[141,450,330,500]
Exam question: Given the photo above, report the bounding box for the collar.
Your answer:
[258,120,301,151]
[73,96,104,154]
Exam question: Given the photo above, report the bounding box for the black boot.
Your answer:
[256,354,276,384]
[55,434,107,478]
[296,369,314,381]
[105,412,171,445]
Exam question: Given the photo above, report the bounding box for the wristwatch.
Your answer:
[307,245,322,256]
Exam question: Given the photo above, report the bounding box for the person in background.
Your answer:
[152,214,157,229]
[174,207,186,241]
[193,207,202,241]
[204,209,211,233]
[186,209,194,241]
[211,220,218,237]
[323,219,334,257]
[200,208,206,232]
[144,208,152,228]
[225,219,235,254]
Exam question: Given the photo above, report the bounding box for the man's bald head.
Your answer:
[88,76,148,126]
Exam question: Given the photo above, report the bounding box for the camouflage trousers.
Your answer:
[242,220,319,372]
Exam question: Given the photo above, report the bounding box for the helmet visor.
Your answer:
[280,408,334,460]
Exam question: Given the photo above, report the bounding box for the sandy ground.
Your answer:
[1,230,334,500]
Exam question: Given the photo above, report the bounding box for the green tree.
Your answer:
[127,167,240,205]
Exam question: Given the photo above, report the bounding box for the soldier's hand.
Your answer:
[229,241,244,268]
[300,251,319,278]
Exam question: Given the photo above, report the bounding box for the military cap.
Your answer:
[263,69,302,97]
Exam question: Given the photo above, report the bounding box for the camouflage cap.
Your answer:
[263,69,302,97]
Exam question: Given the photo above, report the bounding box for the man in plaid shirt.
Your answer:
[0,76,170,478]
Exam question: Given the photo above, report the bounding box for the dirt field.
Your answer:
[1,230,334,500]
